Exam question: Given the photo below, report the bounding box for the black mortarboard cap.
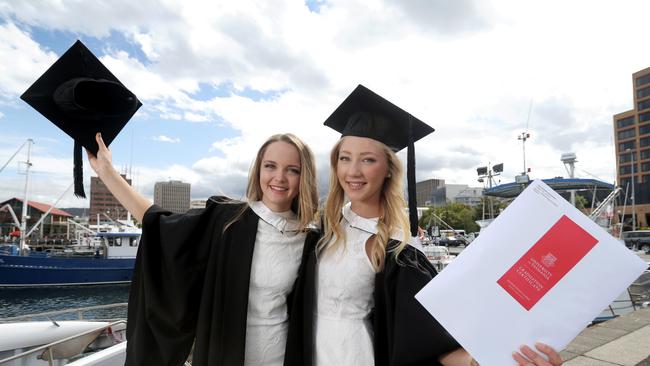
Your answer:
[324,84,434,236]
[20,40,142,199]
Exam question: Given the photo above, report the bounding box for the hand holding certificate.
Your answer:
[416,180,648,366]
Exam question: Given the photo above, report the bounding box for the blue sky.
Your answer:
[1,0,650,208]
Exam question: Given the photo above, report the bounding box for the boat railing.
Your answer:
[0,303,128,323]
[0,319,126,366]
[0,303,193,366]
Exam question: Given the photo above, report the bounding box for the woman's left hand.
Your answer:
[512,342,563,365]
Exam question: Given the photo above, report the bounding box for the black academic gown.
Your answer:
[286,241,460,366]
[125,197,320,366]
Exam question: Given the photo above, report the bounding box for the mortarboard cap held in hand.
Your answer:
[20,40,142,198]
[324,84,434,237]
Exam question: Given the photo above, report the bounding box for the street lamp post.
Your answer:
[624,148,636,231]
[630,149,636,231]
[561,152,577,206]
[477,163,503,220]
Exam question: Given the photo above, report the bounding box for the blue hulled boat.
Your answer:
[0,231,139,287]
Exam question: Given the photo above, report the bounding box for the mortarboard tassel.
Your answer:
[407,117,418,237]
[73,141,86,198]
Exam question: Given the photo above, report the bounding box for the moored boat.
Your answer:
[0,230,139,288]
[0,304,128,366]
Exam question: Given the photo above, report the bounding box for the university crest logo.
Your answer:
[541,253,557,267]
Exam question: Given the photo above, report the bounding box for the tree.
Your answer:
[574,195,589,210]
[471,198,509,222]
[419,202,480,233]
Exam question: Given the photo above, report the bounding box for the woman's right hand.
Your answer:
[84,132,152,222]
[87,132,114,178]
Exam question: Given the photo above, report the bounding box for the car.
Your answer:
[437,236,466,247]
[622,230,650,252]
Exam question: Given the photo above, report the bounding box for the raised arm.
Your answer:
[86,132,152,222]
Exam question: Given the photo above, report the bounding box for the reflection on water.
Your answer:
[0,284,130,319]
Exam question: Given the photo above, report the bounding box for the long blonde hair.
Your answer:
[318,137,410,272]
[225,133,318,231]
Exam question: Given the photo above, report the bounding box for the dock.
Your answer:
[562,306,650,365]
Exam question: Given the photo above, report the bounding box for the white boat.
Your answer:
[0,320,125,366]
[0,304,128,366]
[66,342,126,366]
[422,245,456,272]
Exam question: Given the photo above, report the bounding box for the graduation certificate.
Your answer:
[415,179,648,366]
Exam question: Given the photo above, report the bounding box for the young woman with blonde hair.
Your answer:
[88,132,320,366]
[286,85,563,366]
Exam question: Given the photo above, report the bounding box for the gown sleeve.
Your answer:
[125,199,228,366]
[374,244,460,366]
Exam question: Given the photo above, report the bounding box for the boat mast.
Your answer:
[19,139,34,254]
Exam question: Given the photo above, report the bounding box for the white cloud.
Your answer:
[152,135,180,143]
[0,22,57,100]
[2,0,650,206]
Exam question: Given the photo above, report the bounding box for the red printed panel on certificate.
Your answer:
[497,215,599,310]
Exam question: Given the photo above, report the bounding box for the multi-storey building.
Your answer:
[415,178,445,206]
[614,66,650,228]
[154,180,191,213]
[415,179,482,207]
[89,175,132,224]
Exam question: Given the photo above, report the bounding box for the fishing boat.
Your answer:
[0,227,139,287]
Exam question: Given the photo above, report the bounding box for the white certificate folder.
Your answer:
[415,179,647,366]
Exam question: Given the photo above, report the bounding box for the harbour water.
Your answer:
[0,284,130,319]
[0,249,647,321]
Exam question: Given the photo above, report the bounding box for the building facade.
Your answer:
[415,179,445,206]
[614,66,650,228]
[453,186,484,207]
[0,198,72,241]
[154,180,191,213]
[89,175,132,225]
[415,179,483,207]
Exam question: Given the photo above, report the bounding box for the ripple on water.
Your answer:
[0,284,130,319]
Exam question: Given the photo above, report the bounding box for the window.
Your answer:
[620,165,632,175]
[617,116,635,128]
[642,137,650,148]
[641,112,650,123]
[642,150,650,160]
[620,178,631,188]
[618,128,636,140]
[637,74,650,87]
[639,99,650,111]
[641,124,650,135]
[620,153,633,163]
[639,87,650,99]
[643,162,650,172]
[643,175,650,183]
[620,141,636,151]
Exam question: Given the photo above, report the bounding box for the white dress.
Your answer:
[244,201,306,366]
[314,203,379,366]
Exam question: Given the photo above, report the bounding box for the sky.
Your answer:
[0,0,649,208]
